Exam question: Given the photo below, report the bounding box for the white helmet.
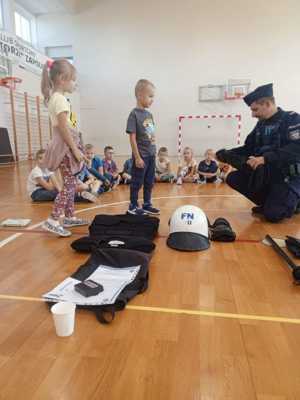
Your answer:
[167,205,210,251]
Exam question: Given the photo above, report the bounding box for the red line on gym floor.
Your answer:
[235,239,260,243]
[0,229,260,243]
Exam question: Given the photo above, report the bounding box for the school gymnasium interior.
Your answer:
[1,0,300,399]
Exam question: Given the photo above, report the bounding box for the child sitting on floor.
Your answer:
[197,148,218,184]
[155,147,174,182]
[121,157,133,184]
[77,166,111,201]
[102,146,120,190]
[27,149,97,203]
[174,147,198,185]
[85,144,111,188]
[218,162,231,182]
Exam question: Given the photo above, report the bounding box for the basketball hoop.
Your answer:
[0,77,22,91]
[225,78,252,100]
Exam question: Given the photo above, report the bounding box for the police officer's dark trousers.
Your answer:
[130,155,155,206]
[226,170,299,223]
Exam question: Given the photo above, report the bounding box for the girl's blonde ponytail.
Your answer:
[41,63,53,106]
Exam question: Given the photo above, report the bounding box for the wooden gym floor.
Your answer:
[1,157,300,400]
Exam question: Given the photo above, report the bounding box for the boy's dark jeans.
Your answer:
[31,188,89,202]
[130,156,155,205]
[88,167,111,183]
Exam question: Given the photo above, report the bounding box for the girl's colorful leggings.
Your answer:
[50,156,78,221]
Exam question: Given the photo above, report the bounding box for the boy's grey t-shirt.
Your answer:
[126,108,156,157]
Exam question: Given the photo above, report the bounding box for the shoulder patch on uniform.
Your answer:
[288,123,300,129]
[290,130,300,140]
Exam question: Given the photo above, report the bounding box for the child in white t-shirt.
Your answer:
[174,147,198,185]
[27,149,60,201]
[27,149,98,203]
[155,147,174,182]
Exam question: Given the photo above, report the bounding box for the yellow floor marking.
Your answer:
[1,294,300,324]
[126,305,300,324]
[0,295,43,301]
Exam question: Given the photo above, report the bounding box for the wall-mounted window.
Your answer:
[15,11,31,43]
[53,56,73,65]
[46,46,73,64]
[0,0,3,30]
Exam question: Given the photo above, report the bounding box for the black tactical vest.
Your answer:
[254,112,290,157]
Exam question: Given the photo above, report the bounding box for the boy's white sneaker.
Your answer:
[111,175,121,190]
[176,176,183,185]
[82,191,98,202]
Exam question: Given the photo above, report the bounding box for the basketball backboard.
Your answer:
[225,78,252,100]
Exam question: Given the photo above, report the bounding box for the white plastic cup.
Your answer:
[51,302,76,337]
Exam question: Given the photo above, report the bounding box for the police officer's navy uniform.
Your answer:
[226,84,300,223]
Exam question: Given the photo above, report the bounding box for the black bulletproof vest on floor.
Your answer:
[71,213,159,253]
[89,213,159,238]
[48,248,152,324]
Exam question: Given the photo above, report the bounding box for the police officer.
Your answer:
[223,83,300,223]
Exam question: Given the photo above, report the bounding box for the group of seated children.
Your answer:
[27,144,122,203]
[120,146,231,185]
[173,147,230,184]
[27,145,230,203]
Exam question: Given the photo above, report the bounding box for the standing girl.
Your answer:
[41,58,89,237]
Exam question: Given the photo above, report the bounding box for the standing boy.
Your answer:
[126,79,160,215]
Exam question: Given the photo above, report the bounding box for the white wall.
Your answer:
[37,0,300,156]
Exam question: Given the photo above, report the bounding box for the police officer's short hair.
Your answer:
[255,96,276,106]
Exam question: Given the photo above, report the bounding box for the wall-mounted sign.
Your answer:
[0,30,50,75]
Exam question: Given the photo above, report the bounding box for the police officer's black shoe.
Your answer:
[251,206,263,214]
[294,201,300,215]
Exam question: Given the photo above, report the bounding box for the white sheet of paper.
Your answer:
[43,264,141,305]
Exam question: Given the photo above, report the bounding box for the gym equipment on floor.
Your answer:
[265,235,300,285]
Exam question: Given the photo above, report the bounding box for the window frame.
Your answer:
[0,0,3,30]
[15,10,31,44]
[53,56,74,65]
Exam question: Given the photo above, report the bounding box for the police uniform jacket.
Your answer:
[230,108,300,196]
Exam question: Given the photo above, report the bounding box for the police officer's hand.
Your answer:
[247,156,265,170]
